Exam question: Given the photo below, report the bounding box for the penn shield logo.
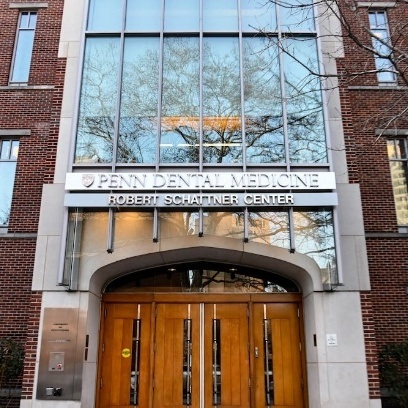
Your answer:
[82,174,95,188]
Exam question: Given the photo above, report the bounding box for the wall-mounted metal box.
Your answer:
[36,308,85,400]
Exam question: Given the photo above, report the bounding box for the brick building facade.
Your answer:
[0,0,64,405]
[338,1,408,404]
[0,1,406,408]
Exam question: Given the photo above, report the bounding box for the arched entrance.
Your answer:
[96,262,307,408]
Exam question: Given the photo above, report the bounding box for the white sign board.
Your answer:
[64,192,338,208]
[326,334,338,347]
[65,172,336,191]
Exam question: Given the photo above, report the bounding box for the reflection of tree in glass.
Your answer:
[284,39,327,163]
[243,38,286,163]
[203,212,244,239]
[0,202,11,226]
[160,37,200,164]
[76,39,119,163]
[203,38,242,163]
[118,39,160,163]
[159,212,199,238]
[75,35,326,165]
[248,212,290,247]
[201,271,288,293]
[294,211,337,284]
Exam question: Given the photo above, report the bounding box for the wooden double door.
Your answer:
[98,294,306,408]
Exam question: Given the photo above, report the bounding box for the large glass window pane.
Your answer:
[294,210,337,285]
[164,0,199,32]
[10,12,37,83]
[106,265,299,293]
[203,0,238,32]
[62,210,83,286]
[279,0,315,32]
[374,52,396,83]
[203,37,242,164]
[75,37,120,163]
[114,212,154,247]
[0,140,19,226]
[0,141,11,159]
[369,11,396,83]
[248,211,290,247]
[160,37,200,163]
[284,38,327,163]
[243,38,284,163]
[159,212,199,239]
[63,211,109,284]
[87,0,123,31]
[241,0,277,32]
[126,0,161,31]
[79,212,109,271]
[11,31,35,82]
[118,37,159,163]
[389,161,408,225]
[0,162,17,226]
[388,139,408,226]
[203,212,244,239]
[393,139,407,159]
[10,141,19,159]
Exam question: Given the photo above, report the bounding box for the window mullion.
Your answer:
[156,0,165,171]
[111,0,127,171]
[199,0,203,171]
[237,0,246,172]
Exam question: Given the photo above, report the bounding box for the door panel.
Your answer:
[98,299,304,408]
[252,303,303,408]
[154,304,200,408]
[204,303,250,408]
[99,303,152,408]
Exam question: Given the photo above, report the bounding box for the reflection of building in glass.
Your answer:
[388,139,408,225]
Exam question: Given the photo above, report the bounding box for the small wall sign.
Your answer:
[326,333,338,347]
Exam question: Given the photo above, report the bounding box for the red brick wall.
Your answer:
[0,0,65,400]
[367,239,408,345]
[0,2,63,85]
[338,0,408,401]
[21,291,43,399]
[360,292,381,399]
[0,239,35,338]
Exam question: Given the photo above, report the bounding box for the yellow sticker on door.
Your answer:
[122,348,131,358]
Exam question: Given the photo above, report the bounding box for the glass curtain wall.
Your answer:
[74,0,327,166]
[66,0,338,287]
[64,208,337,286]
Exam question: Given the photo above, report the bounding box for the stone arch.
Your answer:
[87,236,323,295]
